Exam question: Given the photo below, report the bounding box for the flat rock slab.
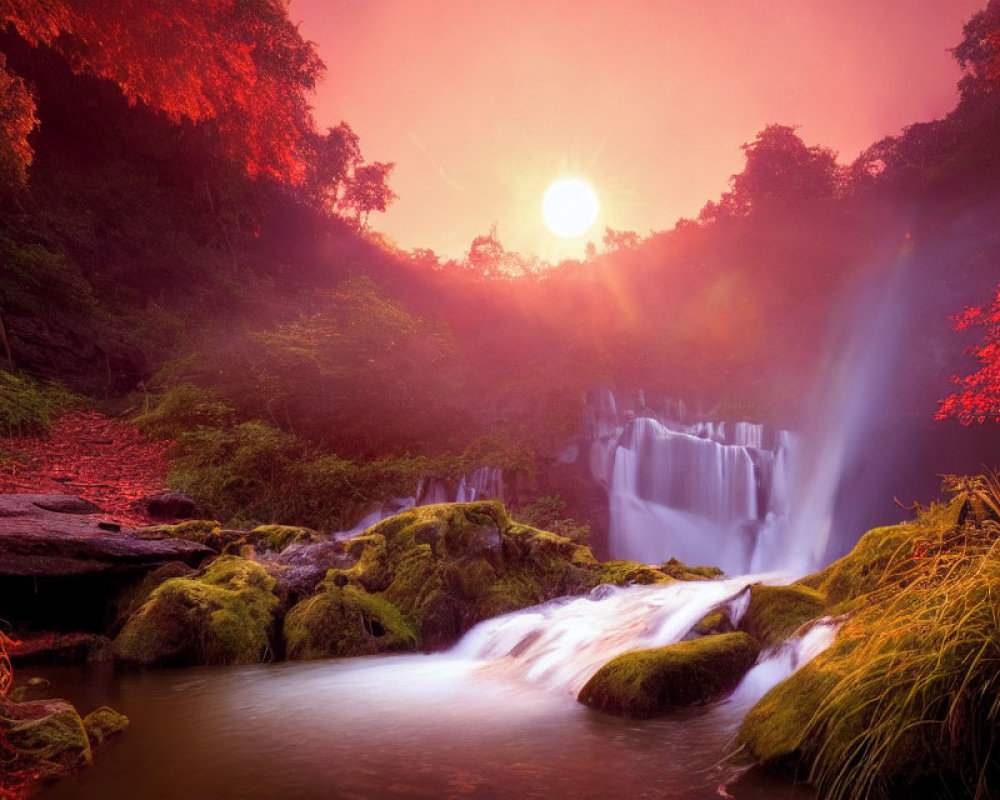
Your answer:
[0,494,213,577]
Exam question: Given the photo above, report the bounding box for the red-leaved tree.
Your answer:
[0,0,321,183]
[937,284,1000,424]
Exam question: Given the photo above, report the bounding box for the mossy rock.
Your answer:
[82,706,129,747]
[328,501,602,649]
[798,521,927,610]
[578,632,761,718]
[739,584,825,648]
[693,608,733,636]
[113,561,195,632]
[247,524,322,553]
[142,519,247,553]
[0,698,92,778]
[660,558,724,581]
[113,556,279,667]
[284,584,417,659]
[594,560,674,586]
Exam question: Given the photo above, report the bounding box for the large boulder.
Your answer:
[738,584,825,648]
[0,698,92,779]
[283,501,604,654]
[113,555,279,666]
[577,632,761,718]
[284,583,417,659]
[0,494,213,578]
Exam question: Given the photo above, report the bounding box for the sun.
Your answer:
[542,178,600,238]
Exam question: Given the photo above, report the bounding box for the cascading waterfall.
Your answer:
[587,395,803,575]
[454,575,773,695]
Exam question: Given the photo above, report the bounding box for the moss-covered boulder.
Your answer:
[284,583,417,659]
[739,584,825,648]
[281,501,685,655]
[692,607,734,636]
[82,706,129,747]
[113,561,195,632]
[247,524,322,552]
[578,632,761,718]
[113,555,279,666]
[0,698,92,779]
[660,558,724,581]
[141,520,320,557]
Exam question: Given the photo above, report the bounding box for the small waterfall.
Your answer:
[336,466,507,540]
[453,575,778,696]
[726,620,839,709]
[592,402,796,574]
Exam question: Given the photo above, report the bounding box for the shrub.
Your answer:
[0,370,79,436]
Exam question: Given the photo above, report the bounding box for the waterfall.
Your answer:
[589,396,799,575]
[453,575,772,695]
[336,466,507,540]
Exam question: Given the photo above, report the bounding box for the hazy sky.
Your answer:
[289,0,984,260]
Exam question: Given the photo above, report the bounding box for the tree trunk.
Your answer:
[0,309,13,370]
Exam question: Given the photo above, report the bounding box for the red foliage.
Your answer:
[0,630,35,800]
[0,411,169,525]
[0,0,321,182]
[936,283,1000,424]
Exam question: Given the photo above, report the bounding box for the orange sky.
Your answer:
[289,0,984,261]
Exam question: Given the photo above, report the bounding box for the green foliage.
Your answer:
[578,633,761,718]
[510,495,591,544]
[0,369,79,436]
[132,384,234,439]
[740,491,1000,799]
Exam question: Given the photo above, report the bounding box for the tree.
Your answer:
[936,284,1000,424]
[726,124,840,215]
[0,52,36,187]
[953,0,1000,99]
[602,226,641,252]
[0,0,322,183]
[342,161,397,228]
[468,223,505,277]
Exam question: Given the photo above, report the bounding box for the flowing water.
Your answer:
[32,578,829,800]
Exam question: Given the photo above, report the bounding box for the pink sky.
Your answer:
[289,0,984,260]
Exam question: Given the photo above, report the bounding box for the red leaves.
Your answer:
[1,0,321,183]
[0,411,169,525]
[937,283,1000,424]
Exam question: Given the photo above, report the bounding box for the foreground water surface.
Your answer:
[31,654,813,800]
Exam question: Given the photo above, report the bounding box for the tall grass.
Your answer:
[761,480,1000,799]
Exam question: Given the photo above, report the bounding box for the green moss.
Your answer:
[82,706,129,747]
[740,584,825,648]
[1,699,92,778]
[739,660,840,764]
[113,555,279,667]
[660,558,724,581]
[248,524,321,552]
[283,584,417,659]
[578,632,761,718]
[799,514,951,610]
[114,561,194,629]
[595,560,674,586]
[693,608,732,636]
[287,501,607,653]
